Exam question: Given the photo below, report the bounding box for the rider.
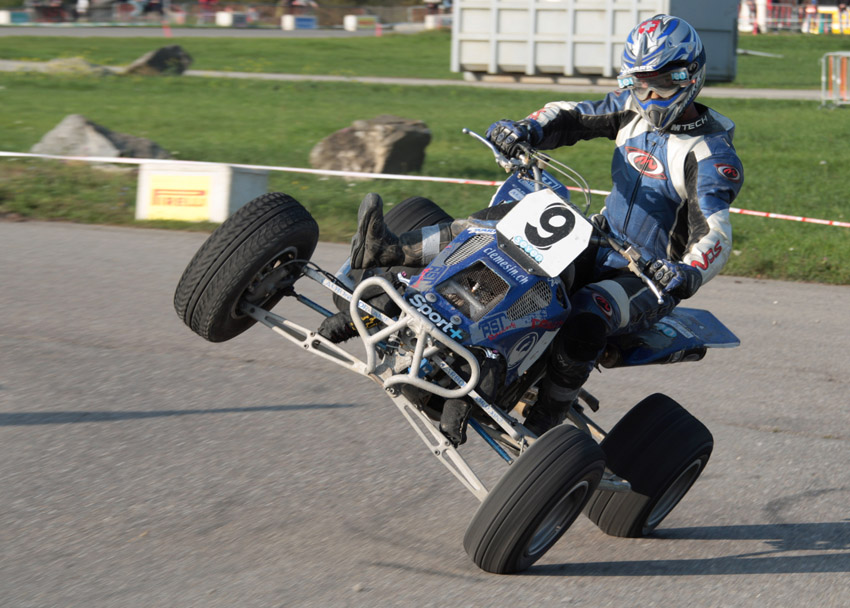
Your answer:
[324,14,744,438]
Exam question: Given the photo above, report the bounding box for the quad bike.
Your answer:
[173,130,739,574]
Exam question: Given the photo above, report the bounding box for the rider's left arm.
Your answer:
[678,152,744,285]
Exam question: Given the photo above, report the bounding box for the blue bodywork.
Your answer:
[400,166,738,386]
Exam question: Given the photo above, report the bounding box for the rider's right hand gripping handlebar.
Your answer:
[462,128,534,172]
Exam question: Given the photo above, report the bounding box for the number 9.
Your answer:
[524,203,575,250]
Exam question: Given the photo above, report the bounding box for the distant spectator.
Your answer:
[198,0,217,24]
[74,0,88,20]
[144,0,164,18]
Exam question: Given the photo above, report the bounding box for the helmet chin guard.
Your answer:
[620,15,706,131]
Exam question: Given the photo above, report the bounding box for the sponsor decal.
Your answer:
[669,115,708,133]
[408,293,465,341]
[507,333,539,369]
[715,163,742,183]
[656,323,678,339]
[625,147,667,180]
[412,267,432,288]
[690,240,723,271]
[512,235,544,263]
[528,108,547,121]
[593,293,613,317]
[483,246,530,284]
[531,318,561,331]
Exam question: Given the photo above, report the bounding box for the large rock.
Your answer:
[30,114,171,159]
[123,45,193,76]
[309,115,431,175]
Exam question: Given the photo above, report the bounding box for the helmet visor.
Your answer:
[618,67,691,101]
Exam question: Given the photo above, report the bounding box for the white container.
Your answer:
[451,0,739,81]
[135,163,269,223]
[343,14,377,31]
[215,11,247,27]
[425,14,453,30]
[0,10,10,25]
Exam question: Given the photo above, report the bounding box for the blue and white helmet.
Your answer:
[619,15,707,132]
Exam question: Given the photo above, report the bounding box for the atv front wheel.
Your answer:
[464,425,605,574]
[174,192,319,342]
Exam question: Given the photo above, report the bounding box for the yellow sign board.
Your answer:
[147,174,211,221]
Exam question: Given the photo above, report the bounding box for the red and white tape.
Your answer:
[2,151,848,228]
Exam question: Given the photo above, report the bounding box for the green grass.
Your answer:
[1,31,847,88]
[1,33,849,285]
[0,30,460,80]
[731,32,850,89]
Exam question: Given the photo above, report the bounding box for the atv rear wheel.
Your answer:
[174,192,319,342]
[583,393,713,537]
[464,425,605,574]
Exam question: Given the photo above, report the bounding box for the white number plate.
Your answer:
[495,189,593,278]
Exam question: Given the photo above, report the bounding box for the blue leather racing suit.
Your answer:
[505,90,745,399]
[526,90,744,339]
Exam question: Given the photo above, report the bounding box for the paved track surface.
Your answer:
[1,221,848,607]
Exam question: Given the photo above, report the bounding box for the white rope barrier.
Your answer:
[1,151,847,228]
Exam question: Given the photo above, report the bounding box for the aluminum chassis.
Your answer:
[239,268,630,502]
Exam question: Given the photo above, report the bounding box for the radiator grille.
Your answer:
[443,234,491,266]
[506,281,552,320]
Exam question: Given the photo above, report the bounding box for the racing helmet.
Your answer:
[618,15,707,132]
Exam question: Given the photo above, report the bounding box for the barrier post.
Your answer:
[822,52,850,106]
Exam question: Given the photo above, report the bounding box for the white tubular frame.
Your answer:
[349,277,482,399]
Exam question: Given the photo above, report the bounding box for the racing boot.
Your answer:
[524,313,607,435]
[440,398,472,447]
[523,352,596,436]
[318,284,397,343]
[317,311,358,343]
[350,193,405,269]
[523,378,582,437]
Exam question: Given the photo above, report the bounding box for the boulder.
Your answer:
[30,114,171,159]
[44,57,114,77]
[123,45,193,76]
[309,115,431,175]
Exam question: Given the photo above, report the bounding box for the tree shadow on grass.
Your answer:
[529,520,850,576]
[0,403,357,426]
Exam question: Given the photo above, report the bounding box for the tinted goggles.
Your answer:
[618,67,691,101]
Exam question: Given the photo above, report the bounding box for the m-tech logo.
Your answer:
[625,147,667,180]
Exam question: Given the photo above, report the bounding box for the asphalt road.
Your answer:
[1,221,848,607]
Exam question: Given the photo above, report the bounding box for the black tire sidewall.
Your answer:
[174,192,318,342]
[584,393,713,538]
[464,426,605,574]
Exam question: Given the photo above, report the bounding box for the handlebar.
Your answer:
[464,127,667,304]
[461,128,532,172]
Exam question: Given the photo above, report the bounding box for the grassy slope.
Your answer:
[0,30,461,80]
[2,31,849,87]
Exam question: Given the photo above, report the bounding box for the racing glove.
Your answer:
[648,260,703,300]
[485,119,543,157]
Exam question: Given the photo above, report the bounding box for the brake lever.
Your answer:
[592,230,666,305]
[462,128,526,172]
